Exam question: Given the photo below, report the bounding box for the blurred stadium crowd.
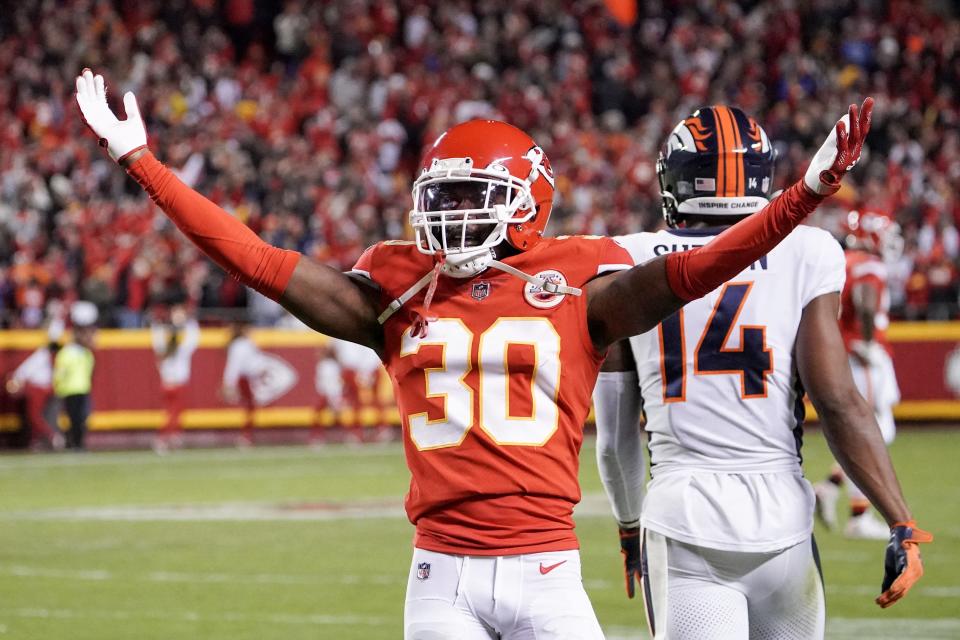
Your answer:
[2,0,959,328]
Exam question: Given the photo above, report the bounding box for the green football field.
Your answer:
[0,428,956,639]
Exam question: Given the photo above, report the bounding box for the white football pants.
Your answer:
[641,530,825,640]
[404,547,604,640]
[848,351,900,445]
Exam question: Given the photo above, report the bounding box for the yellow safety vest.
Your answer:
[53,344,95,397]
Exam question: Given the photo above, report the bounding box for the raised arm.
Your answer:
[280,259,383,352]
[75,70,383,352]
[586,98,873,350]
[797,292,931,608]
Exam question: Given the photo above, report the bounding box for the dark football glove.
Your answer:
[876,520,933,608]
[619,526,642,599]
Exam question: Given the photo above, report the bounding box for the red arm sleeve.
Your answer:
[126,151,300,301]
[665,181,823,301]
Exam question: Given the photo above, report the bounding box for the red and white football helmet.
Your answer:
[410,120,556,260]
[845,210,903,262]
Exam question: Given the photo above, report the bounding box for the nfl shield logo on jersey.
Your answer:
[471,281,491,301]
[524,270,568,309]
[416,562,431,580]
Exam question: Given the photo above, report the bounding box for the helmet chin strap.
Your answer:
[441,247,496,278]
[377,245,582,331]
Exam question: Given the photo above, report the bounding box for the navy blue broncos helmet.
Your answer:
[657,106,776,228]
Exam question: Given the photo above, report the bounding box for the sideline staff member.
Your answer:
[54,302,97,450]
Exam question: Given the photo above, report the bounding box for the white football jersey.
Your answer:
[151,320,199,387]
[315,358,344,402]
[616,225,845,551]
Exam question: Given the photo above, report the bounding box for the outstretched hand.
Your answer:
[876,520,933,608]
[804,97,874,196]
[75,69,147,163]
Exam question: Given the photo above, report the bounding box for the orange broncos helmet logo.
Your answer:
[746,117,764,151]
[684,116,713,152]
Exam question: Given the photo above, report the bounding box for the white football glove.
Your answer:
[75,68,147,163]
[804,97,874,196]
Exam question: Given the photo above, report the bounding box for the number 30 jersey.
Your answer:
[616,225,845,551]
[352,237,632,556]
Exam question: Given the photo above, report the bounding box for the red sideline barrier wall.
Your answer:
[0,329,398,435]
[2,322,960,436]
[882,322,960,419]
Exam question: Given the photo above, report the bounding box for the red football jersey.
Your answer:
[839,249,890,352]
[352,236,632,555]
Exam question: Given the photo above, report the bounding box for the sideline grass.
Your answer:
[0,428,956,639]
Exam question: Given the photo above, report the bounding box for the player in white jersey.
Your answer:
[309,341,345,446]
[150,305,200,454]
[222,320,262,447]
[594,106,931,639]
[7,332,63,451]
[332,337,388,442]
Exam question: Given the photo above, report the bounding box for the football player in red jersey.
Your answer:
[815,210,905,539]
[77,68,871,638]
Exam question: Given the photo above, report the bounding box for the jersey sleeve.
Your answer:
[349,241,427,294]
[127,152,299,301]
[349,244,380,285]
[802,229,846,307]
[12,349,44,384]
[597,237,634,275]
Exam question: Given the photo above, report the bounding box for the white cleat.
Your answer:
[814,481,839,530]
[845,511,891,540]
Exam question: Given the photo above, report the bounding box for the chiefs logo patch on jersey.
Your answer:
[524,270,568,309]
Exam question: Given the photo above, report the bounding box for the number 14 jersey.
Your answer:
[352,236,632,556]
[617,225,845,551]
